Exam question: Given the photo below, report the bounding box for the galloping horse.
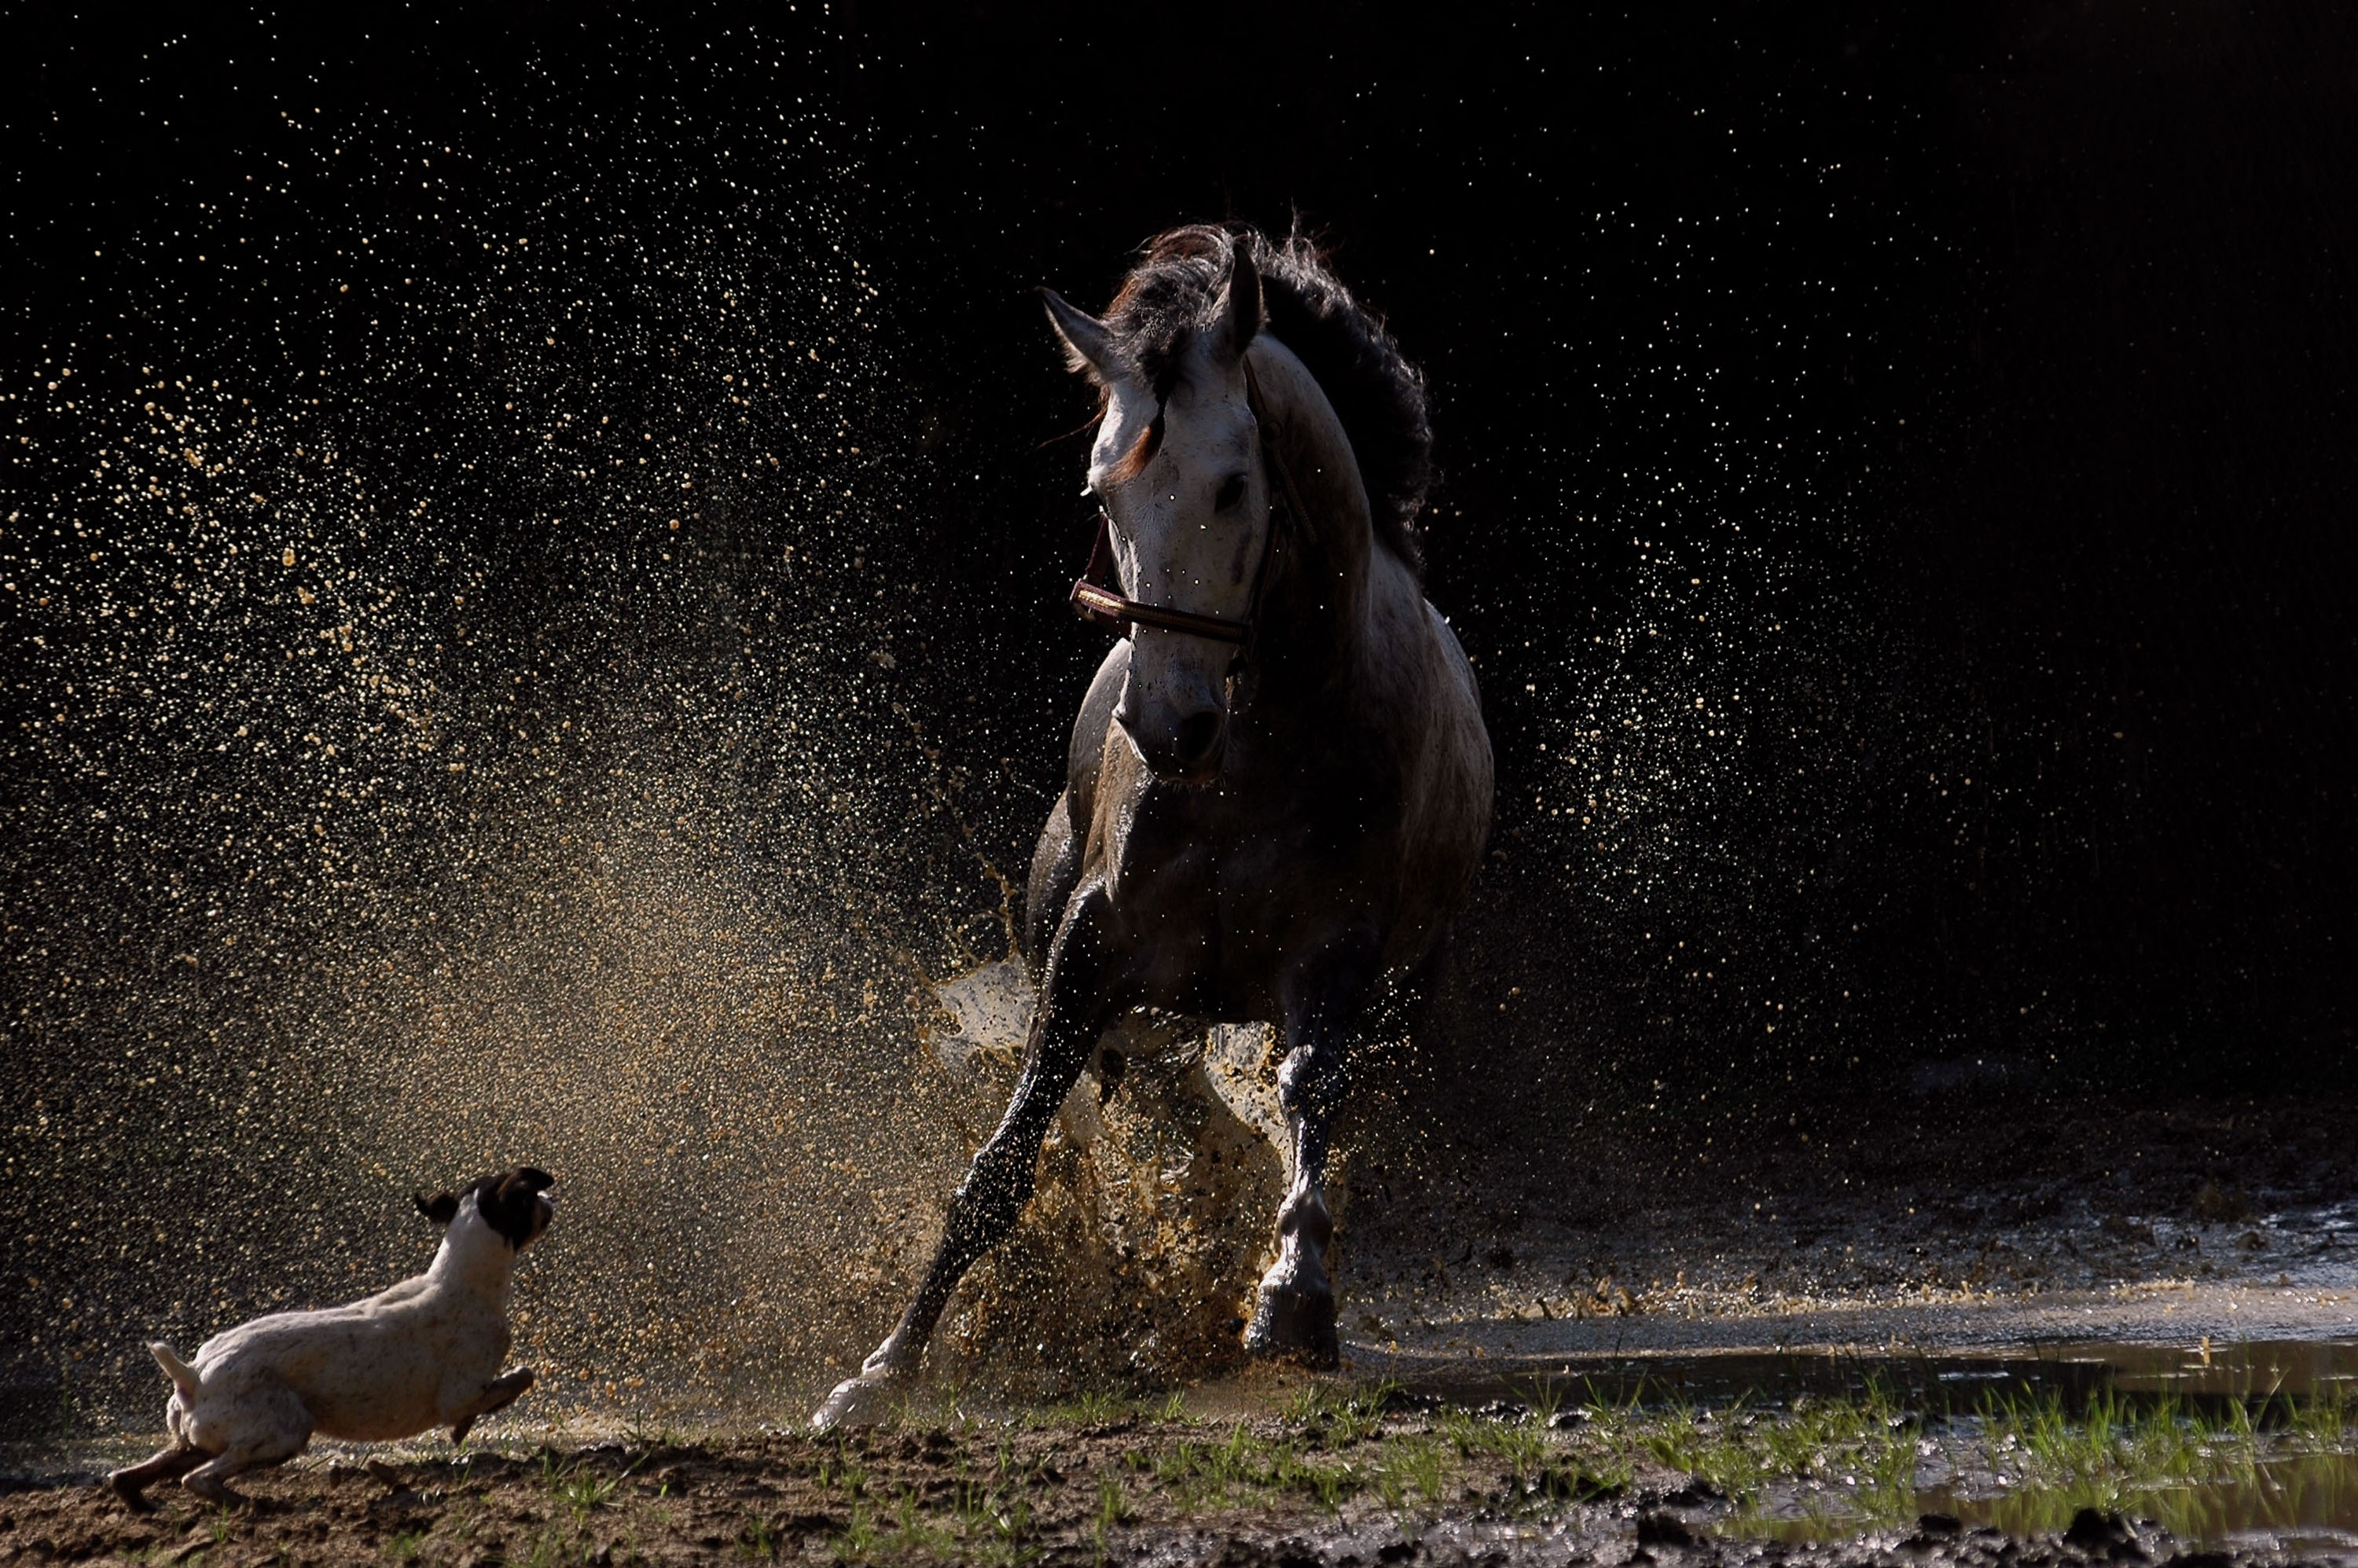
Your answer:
[815,226,1493,1428]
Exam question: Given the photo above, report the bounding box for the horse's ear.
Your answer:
[1039,288,1114,381]
[1218,241,1264,362]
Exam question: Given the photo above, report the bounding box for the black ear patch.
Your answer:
[415,1192,461,1226]
[468,1166,556,1250]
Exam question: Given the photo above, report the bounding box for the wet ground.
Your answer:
[13,970,2358,1563]
[1344,1174,2358,1372]
[11,1342,2358,1567]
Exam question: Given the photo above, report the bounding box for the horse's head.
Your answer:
[1041,237,1269,784]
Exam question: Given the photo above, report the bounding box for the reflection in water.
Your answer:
[1392,1336,2358,1551]
[1390,1335,2358,1410]
[1923,1452,2358,1553]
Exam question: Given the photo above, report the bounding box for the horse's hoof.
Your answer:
[1243,1282,1339,1369]
[811,1369,900,1433]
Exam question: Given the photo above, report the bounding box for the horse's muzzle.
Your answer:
[1117,703,1228,784]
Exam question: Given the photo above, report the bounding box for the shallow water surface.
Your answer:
[1374,1335,2358,1552]
[1919,1452,2358,1555]
[1384,1334,2358,1408]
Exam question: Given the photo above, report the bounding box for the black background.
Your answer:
[8,2,2355,1104]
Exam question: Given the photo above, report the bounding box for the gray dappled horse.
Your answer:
[815,226,1493,1428]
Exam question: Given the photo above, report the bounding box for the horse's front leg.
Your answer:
[1246,928,1382,1368]
[812,887,1119,1430]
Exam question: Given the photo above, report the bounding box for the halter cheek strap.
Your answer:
[1069,355,1303,659]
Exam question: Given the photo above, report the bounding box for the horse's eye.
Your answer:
[1214,473,1248,512]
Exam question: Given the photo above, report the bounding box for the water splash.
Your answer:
[2,37,1022,1438]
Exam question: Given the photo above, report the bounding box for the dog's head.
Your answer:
[414,1166,556,1251]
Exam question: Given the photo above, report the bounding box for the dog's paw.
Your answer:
[183,1474,243,1508]
[105,1473,156,1514]
[810,1369,901,1432]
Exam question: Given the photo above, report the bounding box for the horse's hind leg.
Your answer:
[812,888,1118,1430]
[1247,930,1383,1368]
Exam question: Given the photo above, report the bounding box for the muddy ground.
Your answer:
[0,1416,2294,1568]
[1339,1085,2358,1366]
[9,1091,2358,1566]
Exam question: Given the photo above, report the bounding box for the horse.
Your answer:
[814,225,1493,1429]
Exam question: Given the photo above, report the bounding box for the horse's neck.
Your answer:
[1247,340,1383,679]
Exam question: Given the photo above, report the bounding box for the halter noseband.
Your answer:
[1068,356,1310,660]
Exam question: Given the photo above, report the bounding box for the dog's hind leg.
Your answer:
[183,1432,304,1507]
[182,1387,311,1507]
[449,1367,534,1445]
[108,1445,205,1511]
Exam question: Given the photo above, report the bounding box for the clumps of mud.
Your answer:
[912,962,1298,1398]
[0,26,1064,1441]
[0,1419,2282,1568]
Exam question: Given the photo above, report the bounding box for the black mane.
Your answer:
[1102,224,1434,573]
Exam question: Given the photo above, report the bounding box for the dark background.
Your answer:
[4,2,2356,1427]
[9,2,2358,1097]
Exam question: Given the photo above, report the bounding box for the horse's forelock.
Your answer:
[1106,411,1164,484]
[1107,226,1236,402]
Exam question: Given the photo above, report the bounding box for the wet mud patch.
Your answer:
[13,1370,2358,1567]
[1331,1087,2358,1374]
[915,964,1291,1399]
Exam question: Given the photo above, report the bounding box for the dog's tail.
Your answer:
[148,1341,202,1401]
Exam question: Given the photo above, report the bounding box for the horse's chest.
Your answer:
[1103,770,1382,938]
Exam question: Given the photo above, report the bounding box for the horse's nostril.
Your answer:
[1175,711,1223,769]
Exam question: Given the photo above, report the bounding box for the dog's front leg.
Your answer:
[449,1367,534,1445]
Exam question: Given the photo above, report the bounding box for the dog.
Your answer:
[108,1166,555,1509]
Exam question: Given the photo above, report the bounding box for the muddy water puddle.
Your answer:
[1365,1336,2358,1553]
[1721,1445,2358,1556]
[1383,1335,2358,1406]
[1912,1452,2358,1553]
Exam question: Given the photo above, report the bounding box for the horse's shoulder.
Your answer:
[1422,599,1481,703]
[1068,642,1129,795]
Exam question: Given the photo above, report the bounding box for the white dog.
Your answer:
[108,1166,555,1508]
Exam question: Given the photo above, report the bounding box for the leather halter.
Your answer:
[1069,356,1310,660]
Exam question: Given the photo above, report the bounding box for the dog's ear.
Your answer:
[414,1191,461,1226]
[477,1167,555,1249]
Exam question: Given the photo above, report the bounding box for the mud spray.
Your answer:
[0,38,1243,1437]
[6,24,1931,1443]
